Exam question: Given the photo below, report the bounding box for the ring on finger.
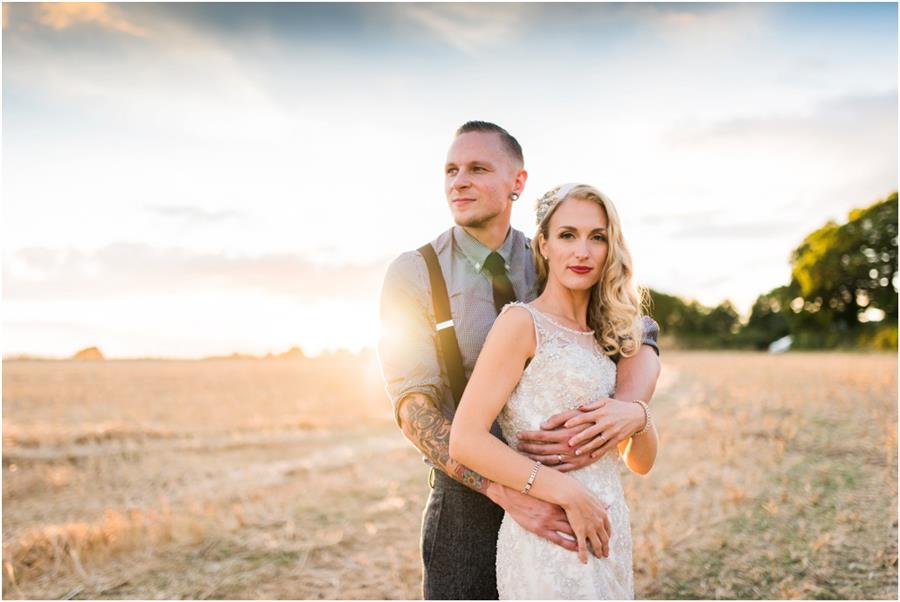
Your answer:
[556,453,563,464]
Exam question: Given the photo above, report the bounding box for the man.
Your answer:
[378,121,660,599]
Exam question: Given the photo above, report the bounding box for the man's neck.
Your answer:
[461,220,511,251]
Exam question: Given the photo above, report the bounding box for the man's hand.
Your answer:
[563,398,645,459]
[515,409,599,472]
[486,483,577,551]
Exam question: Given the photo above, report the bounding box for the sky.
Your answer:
[2,2,898,358]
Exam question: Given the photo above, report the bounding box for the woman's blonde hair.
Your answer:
[530,184,646,358]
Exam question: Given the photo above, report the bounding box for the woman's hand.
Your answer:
[564,398,646,458]
[559,478,612,564]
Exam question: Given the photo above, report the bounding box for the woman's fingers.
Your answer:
[575,528,588,564]
[597,517,611,557]
[569,421,611,448]
[577,427,620,456]
[587,530,604,559]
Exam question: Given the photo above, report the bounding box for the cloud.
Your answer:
[32,3,149,37]
[669,219,800,240]
[666,90,898,149]
[393,3,535,54]
[146,205,243,224]
[3,244,392,302]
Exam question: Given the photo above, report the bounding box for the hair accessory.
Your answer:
[534,182,581,225]
[510,192,520,202]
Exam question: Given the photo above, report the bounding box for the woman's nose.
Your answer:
[575,241,590,259]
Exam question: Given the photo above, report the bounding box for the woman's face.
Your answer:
[539,196,609,292]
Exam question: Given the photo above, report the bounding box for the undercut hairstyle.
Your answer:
[455,120,524,166]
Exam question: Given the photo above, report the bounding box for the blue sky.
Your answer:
[3,3,897,357]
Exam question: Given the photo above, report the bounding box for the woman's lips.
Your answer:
[568,266,592,274]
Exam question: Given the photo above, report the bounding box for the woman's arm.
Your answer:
[619,418,658,475]
[449,306,611,562]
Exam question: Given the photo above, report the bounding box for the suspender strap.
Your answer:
[418,243,467,407]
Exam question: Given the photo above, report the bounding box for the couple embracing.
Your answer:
[378,121,661,600]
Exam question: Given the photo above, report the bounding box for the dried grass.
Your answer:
[2,352,896,599]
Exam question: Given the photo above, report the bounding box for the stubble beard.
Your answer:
[451,204,505,230]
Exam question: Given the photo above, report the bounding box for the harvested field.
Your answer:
[2,351,897,599]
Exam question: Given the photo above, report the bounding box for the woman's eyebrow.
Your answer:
[555,225,608,232]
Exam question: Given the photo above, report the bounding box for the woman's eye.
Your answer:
[593,234,608,242]
[559,232,574,239]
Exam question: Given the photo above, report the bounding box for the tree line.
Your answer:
[645,192,898,351]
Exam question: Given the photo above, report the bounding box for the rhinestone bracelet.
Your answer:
[631,399,652,436]
[521,460,542,495]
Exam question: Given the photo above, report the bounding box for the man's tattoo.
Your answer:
[400,395,490,493]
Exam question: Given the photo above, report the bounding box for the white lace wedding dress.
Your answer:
[495,302,634,600]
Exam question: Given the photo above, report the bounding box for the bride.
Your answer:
[449,183,659,599]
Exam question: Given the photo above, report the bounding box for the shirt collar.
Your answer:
[453,225,516,273]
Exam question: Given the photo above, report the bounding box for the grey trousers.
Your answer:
[422,469,505,600]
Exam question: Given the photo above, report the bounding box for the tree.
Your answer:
[737,286,791,349]
[788,191,898,345]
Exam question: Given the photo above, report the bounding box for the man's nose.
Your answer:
[451,171,471,190]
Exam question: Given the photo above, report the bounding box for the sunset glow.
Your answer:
[3,2,896,358]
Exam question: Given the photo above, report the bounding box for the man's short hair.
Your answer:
[455,121,524,166]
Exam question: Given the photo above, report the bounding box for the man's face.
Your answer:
[444,132,521,229]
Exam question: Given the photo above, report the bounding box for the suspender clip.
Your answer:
[436,319,454,331]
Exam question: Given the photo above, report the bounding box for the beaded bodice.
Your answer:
[495,302,634,599]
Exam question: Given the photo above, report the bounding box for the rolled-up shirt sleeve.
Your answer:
[611,315,661,364]
[640,315,661,355]
[377,251,445,426]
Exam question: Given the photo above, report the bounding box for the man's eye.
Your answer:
[446,168,458,176]
[472,166,485,172]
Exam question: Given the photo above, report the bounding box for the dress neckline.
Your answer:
[525,303,595,335]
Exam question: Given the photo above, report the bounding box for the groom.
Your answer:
[378,121,660,599]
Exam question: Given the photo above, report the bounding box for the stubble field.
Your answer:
[2,351,897,599]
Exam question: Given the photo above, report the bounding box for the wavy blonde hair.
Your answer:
[531,184,646,358]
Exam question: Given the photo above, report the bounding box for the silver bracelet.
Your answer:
[521,460,541,495]
[631,399,651,436]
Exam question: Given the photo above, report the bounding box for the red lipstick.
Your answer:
[568,266,592,274]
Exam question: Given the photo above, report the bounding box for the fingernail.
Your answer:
[574,449,581,456]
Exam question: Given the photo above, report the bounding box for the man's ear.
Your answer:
[513,168,528,198]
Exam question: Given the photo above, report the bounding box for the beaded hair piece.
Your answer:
[534,182,582,226]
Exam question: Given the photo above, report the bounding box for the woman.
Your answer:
[449,183,659,599]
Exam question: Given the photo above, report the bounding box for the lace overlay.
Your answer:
[495,303,634,600]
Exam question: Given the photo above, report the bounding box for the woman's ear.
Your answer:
[537,232,548,260]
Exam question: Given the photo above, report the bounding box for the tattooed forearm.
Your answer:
[398,393,491,493]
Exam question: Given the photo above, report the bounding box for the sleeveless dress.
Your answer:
[495,302,634,600]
